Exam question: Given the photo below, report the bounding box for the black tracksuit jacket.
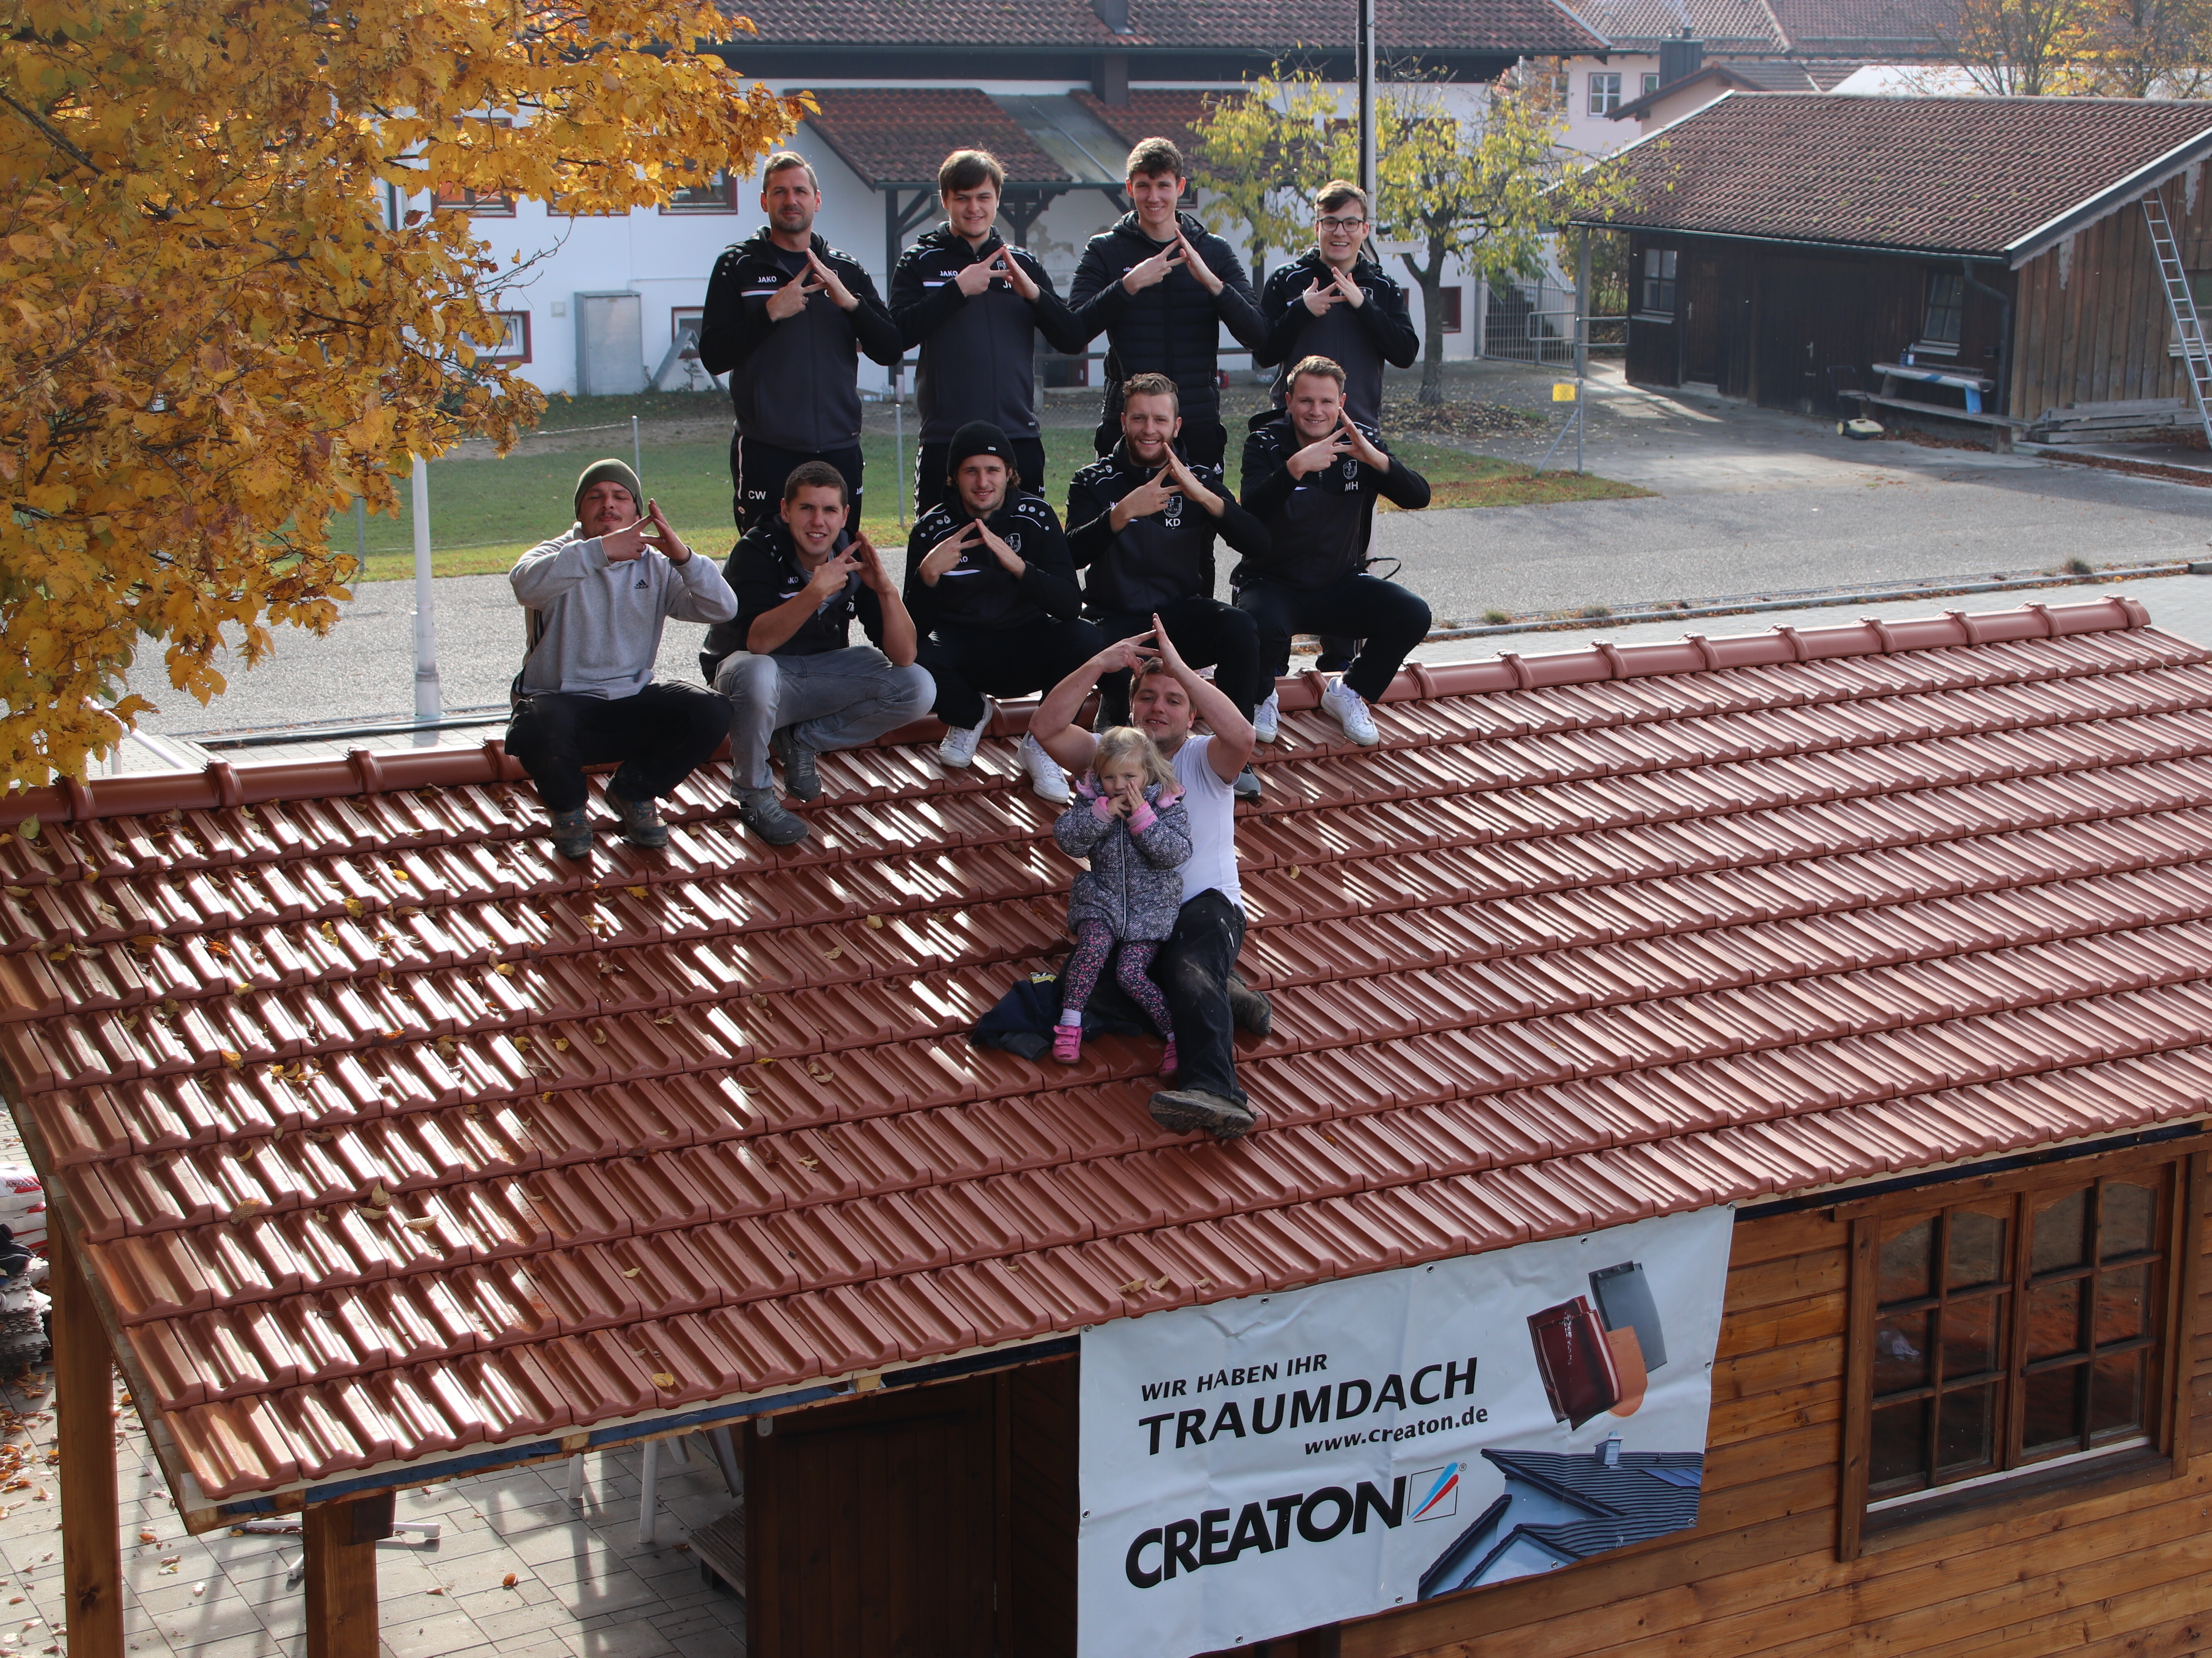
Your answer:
[1236,412,1431,591]
[697,229,902,453]
[902,492,1084,633]
[890,225,1090,443]
[1064,442,1271,614]
[1069,210,1266,430]
[1257,251,1421,426]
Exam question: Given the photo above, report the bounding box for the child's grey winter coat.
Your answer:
[1052,780,1192,943]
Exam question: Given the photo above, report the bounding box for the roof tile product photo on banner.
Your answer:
[1077,1204,1735,1654]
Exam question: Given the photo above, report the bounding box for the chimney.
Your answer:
[1658,32,1703,87]
[1597,1436,1623,1468]
[1091,0,1133,34]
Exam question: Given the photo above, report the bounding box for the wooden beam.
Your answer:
[304,1493,392,1658]
[52,1227,120,1658]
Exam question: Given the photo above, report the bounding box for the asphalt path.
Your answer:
[132,376,2212,742]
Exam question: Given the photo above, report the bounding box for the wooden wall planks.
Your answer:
[1337,1189,2212,1658]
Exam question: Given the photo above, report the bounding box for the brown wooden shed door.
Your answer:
[1683,255,1722,385]
[745,1361,1079,1658]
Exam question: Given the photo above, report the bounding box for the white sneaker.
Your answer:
[1252,690,1280,744]
[1322,677,1379,745]
[1019,732,1073,803]
[938,699,993,768]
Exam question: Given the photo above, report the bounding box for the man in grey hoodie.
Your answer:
[507,459,738,859]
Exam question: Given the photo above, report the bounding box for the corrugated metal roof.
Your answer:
[9,596,2212,1507]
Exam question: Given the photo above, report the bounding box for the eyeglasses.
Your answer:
[1318,216,1368,232]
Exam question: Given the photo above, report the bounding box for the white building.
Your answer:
[417,0,1607,396]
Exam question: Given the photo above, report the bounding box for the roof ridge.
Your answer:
[28,597,2148,829]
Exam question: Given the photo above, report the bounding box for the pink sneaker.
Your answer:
[1053,1023,1082,1064]
[1160,1039,1179,1077]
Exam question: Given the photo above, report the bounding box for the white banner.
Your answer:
[1077,1206,1735,1656]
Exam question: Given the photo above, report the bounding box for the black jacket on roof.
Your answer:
[1236,410,1430,591]
[1257,250,1420,427]
[890,225,1089,444]
[696,229,902,454]
[698,519,888,679]
[1068,210,1266,429]
[902,492,1084,633]
[1065,441,1270,615]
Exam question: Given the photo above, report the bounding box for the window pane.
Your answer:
[1870,1399,1928,1489]
[1880,1218,1934,1304]
[1936,1384,1997,1475]
[1940,1296,2003,1380]
[2027,1280,2086,1361]
[2094,1264,2149,1347]
[1946,1205,2008,1290]
[2023,1365,2085,1455]
[2032,1188,2088,1272]
[1875,1311,1932,1393]
[2101,1181,2156,1259]
[2089,1352,2144,1440]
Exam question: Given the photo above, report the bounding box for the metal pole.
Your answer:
[631,414,643,491]
[1357,0,1379,225]
[1575,226,1591,381]
[410,455,440,726]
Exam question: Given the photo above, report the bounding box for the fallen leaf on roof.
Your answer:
[591,1028,608,1045]
[823,945,843,960]
[652,1013,675,1025]
[797,1155,819,1170]
[626,886,647,899]
[864,914,883,928]
[511,1033,531,1049]
[1285,865,1302,879]
[552,1037,569,1051]
[344,899,364,917]
[219,1051,242,1070]
[232,981,250,996]
[42,945,68,964]
[367,1183,392,1209]
[1118,1277,1150,1296]
[403,1218,435,1233]
[651,1372,676,1388]
[493,962,513,975]
[228,1200,264,1222]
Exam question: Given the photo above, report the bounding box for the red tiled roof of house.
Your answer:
[1576,94,2212,259]
[801,89,1073,188]
[1070,90,1218,156]
[732,0,1603,54]
[11,596,2212,1514]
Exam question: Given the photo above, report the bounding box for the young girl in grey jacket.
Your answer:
[1049,726,1193,1069]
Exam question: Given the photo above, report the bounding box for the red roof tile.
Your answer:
[801,89,1074,189]
[1576,93,2212,260]
[15,594,2212,1510]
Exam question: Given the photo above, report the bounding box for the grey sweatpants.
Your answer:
[712,647,935,794]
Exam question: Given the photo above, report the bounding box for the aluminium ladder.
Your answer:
[2143,187,2212,450]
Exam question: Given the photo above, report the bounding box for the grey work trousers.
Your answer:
[712,646,936,794]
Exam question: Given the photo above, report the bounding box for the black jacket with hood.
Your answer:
[1236,410,1431,592]
[1064,441,1270,615]
[697,229,902,453]
[1257,250,1420,427]
[902,491,1084,634]
[1069,209,1266,429]
[891,225,1090,443]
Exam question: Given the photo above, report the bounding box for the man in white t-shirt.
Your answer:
[1032,616,1258,1139]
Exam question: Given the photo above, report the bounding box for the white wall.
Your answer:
[1558,55,1662,155]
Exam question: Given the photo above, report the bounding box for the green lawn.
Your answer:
[344,424,1646,582]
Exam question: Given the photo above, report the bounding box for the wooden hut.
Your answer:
[6,596,2212,1657]
[1572,94,2212,444]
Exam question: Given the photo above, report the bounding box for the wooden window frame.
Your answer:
[1838,1142,2204,1561]
[1587,71,1622,115]
[432,183,516,218]
[659,168,741,215]
[1637,246,1677,321]
[475,311,531,366]
[1916,269,1965,356]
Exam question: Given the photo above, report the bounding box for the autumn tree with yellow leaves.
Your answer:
[0,0,796,787]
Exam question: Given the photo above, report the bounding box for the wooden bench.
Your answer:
[1872,360,1996,414]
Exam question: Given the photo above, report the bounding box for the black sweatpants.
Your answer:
[1094,417,1227,470]
[917,618,1106,732]
[732,435,864,532]
[1237,572,1431,704]
[1151,889,1247,1105]
[915,437,1047,518]
[1091,599,1265,727]
[504,683,728,813]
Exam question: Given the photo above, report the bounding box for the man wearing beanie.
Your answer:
[903,421,1102,801]
[507,460,738,858]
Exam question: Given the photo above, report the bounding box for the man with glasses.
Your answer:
[1255,181,1418,428]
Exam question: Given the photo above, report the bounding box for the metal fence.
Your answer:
[1481,276,1627,364]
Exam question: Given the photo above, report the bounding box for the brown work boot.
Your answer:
[604,790,670,850]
